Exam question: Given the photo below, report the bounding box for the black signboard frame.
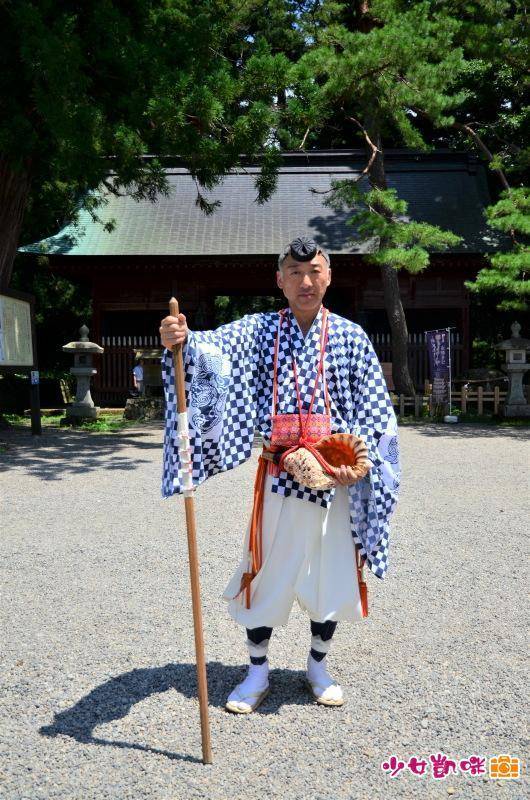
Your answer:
[0,288,41,435]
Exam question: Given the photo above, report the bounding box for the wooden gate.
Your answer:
[94,334,160,406]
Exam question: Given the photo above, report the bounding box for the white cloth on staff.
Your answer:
[222,474,364,627]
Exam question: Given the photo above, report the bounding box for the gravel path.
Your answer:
[1,421,528,799]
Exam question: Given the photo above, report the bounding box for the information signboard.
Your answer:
[0,290,41,434]
[0,293,34,367]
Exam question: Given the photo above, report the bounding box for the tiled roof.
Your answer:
[19,150,504,256]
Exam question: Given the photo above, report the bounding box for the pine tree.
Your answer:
[439,0,530,313]
[0,1,291,289]
[465,188,530,311]
[281,0,469,393]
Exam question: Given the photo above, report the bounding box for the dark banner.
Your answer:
[426,329,450,404]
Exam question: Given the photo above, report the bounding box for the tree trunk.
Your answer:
[0,155,31,291]
[355,0,416,396]
[362,121,416,396]
[379,262,415,395]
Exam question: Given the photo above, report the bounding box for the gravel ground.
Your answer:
[0,421,528,800]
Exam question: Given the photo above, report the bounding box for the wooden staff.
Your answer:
[169,297,212,765]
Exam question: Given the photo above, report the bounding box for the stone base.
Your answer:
[124,397,164,421]
[502,403,530,418]
[62,405,100,423]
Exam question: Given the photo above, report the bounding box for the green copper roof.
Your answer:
[19,150,504,256]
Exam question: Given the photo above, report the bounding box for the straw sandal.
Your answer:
[225,684,270,714]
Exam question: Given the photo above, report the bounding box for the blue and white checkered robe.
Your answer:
[161,306,401,579]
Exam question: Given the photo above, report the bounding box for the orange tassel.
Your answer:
[357,549,369,617]
[232,455,268,608]
[239,572,254,609]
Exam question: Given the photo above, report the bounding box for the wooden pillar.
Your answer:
[92,280,103,394]
[199,291,217,328]
[461,291,471,372]
[171,275,199,323]
[351,283,359,324]
[409,275,416,304]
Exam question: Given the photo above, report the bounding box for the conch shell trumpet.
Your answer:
[265,433,373,491]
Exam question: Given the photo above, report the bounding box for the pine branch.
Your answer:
[451,121,511,192]
[102,179,126,197]
[392,72,515,232]
[299,127,311,149]
[309,115,380,194]
[345,115,381,176]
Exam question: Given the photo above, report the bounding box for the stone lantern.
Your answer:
[62,324,104,421]
[494,321,530,417]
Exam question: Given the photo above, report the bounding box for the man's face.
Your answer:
[276,252,331,317]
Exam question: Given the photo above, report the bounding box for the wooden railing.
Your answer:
[391,383,509,418]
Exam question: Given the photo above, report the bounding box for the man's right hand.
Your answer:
[159,313,189,349]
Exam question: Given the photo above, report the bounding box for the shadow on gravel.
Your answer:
[0,425,162,481]
[39,661,316,760]
[400,422,530,439]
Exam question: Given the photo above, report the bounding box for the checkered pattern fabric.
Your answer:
[161,307,401,579]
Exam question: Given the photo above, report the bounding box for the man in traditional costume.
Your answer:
[159,236,401,713]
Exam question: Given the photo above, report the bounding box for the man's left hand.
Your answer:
[333,465,361,486]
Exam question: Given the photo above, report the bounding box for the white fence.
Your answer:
[100,334,160,347]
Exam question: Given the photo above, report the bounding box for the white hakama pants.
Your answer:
[222,474,364,628]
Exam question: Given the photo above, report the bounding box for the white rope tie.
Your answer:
[246,638,271,659]
[311,633,332,655]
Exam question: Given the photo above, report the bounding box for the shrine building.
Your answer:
[20,149,504,405]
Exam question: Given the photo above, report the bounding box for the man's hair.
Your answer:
[277,242,330,270]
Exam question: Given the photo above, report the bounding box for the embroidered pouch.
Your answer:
[270,412,331,447]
